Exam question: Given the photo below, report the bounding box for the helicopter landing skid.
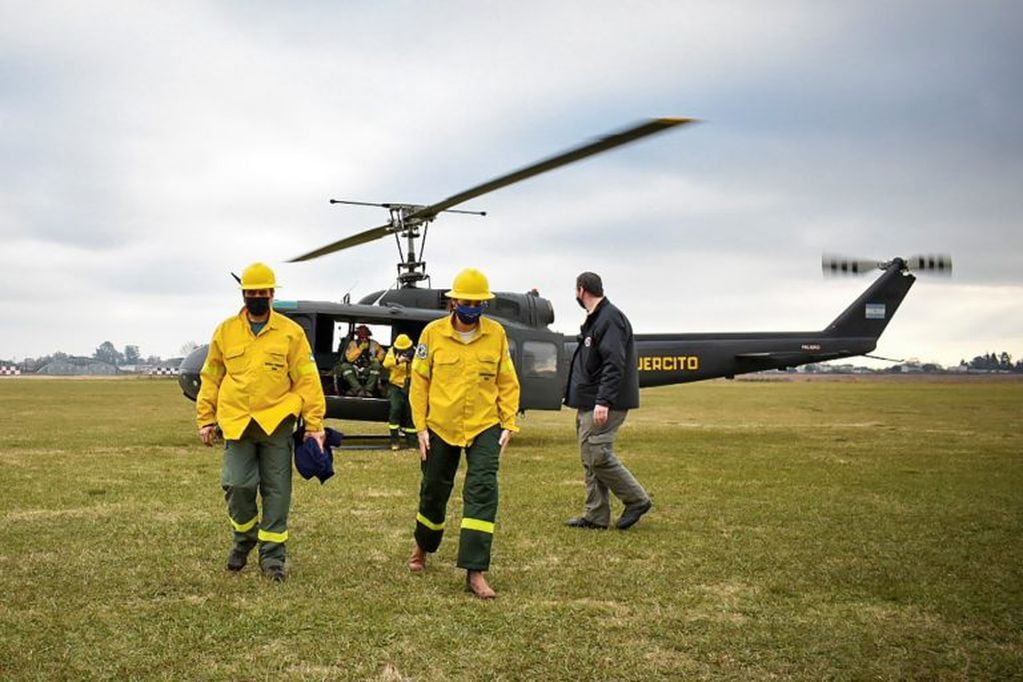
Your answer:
[335,433,407,451]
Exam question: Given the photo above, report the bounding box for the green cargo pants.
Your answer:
[336,360,383,395]
[222,418,294,568]
[387,384,416,446]
[414,424,501,571]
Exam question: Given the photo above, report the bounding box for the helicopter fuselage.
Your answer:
[178,261,916,422]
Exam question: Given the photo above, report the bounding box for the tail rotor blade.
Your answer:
[822,255,881,276]
[907,254,953,275]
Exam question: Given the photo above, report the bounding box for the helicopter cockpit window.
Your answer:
[522,340,557,379]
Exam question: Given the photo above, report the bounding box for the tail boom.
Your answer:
[631,260,915,387]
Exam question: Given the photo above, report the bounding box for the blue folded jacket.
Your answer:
[293,426,343,484]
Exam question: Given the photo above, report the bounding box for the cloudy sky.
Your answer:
[2,1,1021,366]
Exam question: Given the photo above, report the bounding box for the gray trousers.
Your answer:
[576,409,649,526]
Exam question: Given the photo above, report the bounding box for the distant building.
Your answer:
[0,365,21,376]
[36,357,118,376]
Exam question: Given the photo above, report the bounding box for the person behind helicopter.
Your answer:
[335,324,386,397]
[382,333,417,450]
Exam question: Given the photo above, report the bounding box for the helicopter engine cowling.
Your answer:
[361,288,555,329]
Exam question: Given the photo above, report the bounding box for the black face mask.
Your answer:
[576,296,587,310]
[244,296,270,317]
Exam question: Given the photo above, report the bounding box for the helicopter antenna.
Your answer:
[287,117,698,286]
[341,280,358,303]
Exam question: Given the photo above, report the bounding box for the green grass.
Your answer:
[0,376,1020,680]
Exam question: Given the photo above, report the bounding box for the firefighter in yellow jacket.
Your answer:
[335,325,386,396]
[196,262,326,582]
[407,268,520,599]
[382,333,417,450]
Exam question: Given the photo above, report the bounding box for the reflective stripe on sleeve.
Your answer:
[258,529,289,543]
[203,362,226,378]
[290,361,319,381]
[416,512,444,531]
[461,517,495,534]
[229,514,258,533]
[411,358,431,379]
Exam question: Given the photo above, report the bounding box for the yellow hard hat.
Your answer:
[445,268,495,301]
[393,333,413,350]
[240,262,277,290]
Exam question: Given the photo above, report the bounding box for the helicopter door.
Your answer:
[512,330,565,411]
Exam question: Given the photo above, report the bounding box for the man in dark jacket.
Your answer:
[564,272,652,530]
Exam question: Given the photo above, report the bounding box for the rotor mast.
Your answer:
[325,200,487,288]
[391,204,429,288]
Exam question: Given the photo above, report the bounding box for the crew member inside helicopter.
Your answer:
[382,333,418,450]
[334,324,386,397]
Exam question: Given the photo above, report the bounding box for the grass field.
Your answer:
[0,376,1020,680]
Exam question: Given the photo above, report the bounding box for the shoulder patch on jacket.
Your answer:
[416,343,428,359]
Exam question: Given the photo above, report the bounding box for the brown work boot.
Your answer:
[466,570,496,600]
[408,544,427,573]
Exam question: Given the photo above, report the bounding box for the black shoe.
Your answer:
[616,500,652,530]
[564,516,608,529]
[227,548,250,572]
[262,564,287,582]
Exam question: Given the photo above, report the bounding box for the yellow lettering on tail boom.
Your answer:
[638,355,699,371]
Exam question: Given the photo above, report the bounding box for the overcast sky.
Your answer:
[2,1,1021,366]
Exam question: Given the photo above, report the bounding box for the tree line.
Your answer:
[959,352,1021,372]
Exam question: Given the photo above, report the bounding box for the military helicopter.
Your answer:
[179,118,951,423]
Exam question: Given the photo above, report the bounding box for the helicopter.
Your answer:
[178,118,951,424]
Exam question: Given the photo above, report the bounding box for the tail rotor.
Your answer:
[822,254,953,276]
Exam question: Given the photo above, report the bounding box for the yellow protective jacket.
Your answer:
[196,308,326,439]
[344,338,385,364]
[382,347,412,387]
[410,315,520,447]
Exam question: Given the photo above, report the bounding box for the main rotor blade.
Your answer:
[288,223,393,262]
[406,117,696,222]
[291,117,696,262]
